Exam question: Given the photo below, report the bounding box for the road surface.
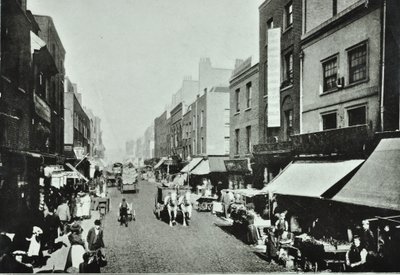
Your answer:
[101,180,285,273]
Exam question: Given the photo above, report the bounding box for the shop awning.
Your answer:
[333,138,400,211]
[265,159,364,198]
[191,159,210,175]
[228,188,268,198]
[190,156,228,175]
[153,158,165,169]
[181,157,203,173]
[224,158,252,173]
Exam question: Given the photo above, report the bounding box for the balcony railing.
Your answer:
[291,124,371,156]
[253,141,293,155]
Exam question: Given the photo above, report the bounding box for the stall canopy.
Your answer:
[181,157,203,173]
[333,138,400,211]
[190,156,228,175]
[154,157,166,170]
[264,159,364,198]
[228,188,268,198]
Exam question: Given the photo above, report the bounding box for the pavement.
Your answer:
[33,210,100,273]
[101,180,286,273]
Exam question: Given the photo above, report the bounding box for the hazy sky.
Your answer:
[28,0,263,161]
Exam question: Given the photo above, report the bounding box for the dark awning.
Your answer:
[265,159,364,198]
[191,156,228,175]
[333,138,400,211]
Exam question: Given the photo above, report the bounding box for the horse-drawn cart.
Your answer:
[154,183,191,226]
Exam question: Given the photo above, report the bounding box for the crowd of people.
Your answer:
[0,166,108,273]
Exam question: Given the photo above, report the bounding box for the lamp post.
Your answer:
[186,155,192,186]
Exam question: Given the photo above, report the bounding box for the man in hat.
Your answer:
[86,220,105,251]
[361,220,375,252]
[346,235,367,271]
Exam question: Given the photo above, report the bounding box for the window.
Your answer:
[200,137,204,154]
[193,115,196,130]
[235,89,240,112]
[322,56,338,92]
[246,126,251,153]
[348,106,366,126]
[283,52,293,86]
[246,82,252,108]
[284,110,293,140]
[200,111,204,127]
[235,129,240,155]
[285,2,293,29]
[322,112,337,130]
[348,43,367,84]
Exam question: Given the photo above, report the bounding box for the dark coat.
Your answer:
[86,228,104,251]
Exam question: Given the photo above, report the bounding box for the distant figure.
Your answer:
[119,198,129,227]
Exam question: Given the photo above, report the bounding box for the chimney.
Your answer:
[234,59,244,68]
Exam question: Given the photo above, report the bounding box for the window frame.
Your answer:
[321,54,339,93]
[246,126,251,154]
[246,82,252,109]
[347,40,369,85]
[235,129,240,155]
[285,1,293,29]
[321,111,338,130]
[235,88,240,112]
[346,104,367,127]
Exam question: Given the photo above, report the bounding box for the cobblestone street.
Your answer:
[101,180,285,273]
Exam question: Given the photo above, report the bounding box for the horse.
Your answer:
[178,191,192,227]
[164,191,178,226]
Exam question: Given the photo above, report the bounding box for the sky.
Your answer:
[28,0,263,161]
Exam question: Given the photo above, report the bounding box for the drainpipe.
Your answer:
[380,0,387,132]
[299,51,304,134]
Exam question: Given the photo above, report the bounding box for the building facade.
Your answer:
[34,15,66,156]
[143,123,155,160]
[192,87,230,156]
[301,0,399,135]
[170,103,183,158]
[154,111,169,158]
[64,78,91,160]
[229,58,260,159]
[254,0,303,182]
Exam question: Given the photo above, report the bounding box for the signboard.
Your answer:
[73,147,85,160]
[267,28,281,127]
[34,93,51,123]
[64,145,73,151]
[66,163,89,182]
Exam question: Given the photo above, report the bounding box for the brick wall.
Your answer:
[259,0,302,143]
[229,65,260,158]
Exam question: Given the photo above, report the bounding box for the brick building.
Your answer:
[0,0,63,230]
[64,78,91,175]
[254,0,303,182]
[154,111,169,158]
[227,58,260,189]
[170,102,183,158]
[34,15,65,156]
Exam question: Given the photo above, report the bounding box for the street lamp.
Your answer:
[186,155,192,186]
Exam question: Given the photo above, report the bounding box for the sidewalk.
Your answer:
[34,211,100,273]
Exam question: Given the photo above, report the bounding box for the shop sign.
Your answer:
[64,145,73,151]
[34,93,51,123]
[267,28,281,127]
[73,147,86,160]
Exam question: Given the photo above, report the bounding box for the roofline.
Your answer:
[230,62,259,84]
[33,14,66,54]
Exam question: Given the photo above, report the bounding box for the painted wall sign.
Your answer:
[267,28,281,127]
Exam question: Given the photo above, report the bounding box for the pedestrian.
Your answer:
[65,222,85,273]
[70,193,77,220]
[346,235,367,272]
[86,220,105,251]
[56,197,71,235]
[275,212,288,241]
[119,198,129,227]
[26,226,43,268]
[43,204,60,253]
